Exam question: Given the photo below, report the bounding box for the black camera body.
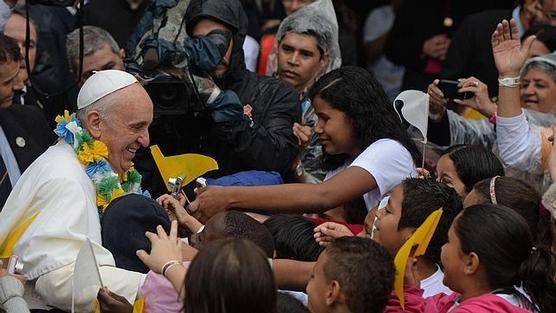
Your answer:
[127,40,205,118]
[141,70,204,117]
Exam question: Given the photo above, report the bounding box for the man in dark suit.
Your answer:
[0,34,55,208]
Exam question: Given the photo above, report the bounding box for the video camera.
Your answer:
[128,38,206,118]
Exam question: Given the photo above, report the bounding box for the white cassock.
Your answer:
[0,140,145,312]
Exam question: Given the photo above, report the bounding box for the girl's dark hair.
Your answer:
[184,238,277,313]
[441,144,504,193]
[472,177,553,247]
[455,204,556,313]
[308,66,421,171]
[399,178,463,264]
[264,214,323,261]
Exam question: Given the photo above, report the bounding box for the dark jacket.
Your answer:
[185,0,300,173]
[0,104,56,173]
[440,9,513,98]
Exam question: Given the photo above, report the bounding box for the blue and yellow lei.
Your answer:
[54,111,142,217]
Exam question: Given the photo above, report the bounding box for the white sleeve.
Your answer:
[349,140,416,197]
[496,111,542,172]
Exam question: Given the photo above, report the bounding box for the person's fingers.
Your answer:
[145,231,158,243]
[491,28,500,48]
[502,19,511,41]
[194,186,207,196]
[136,249,149,263]
[429,83,444,98]
[298,132,309,144]
[156,224,168,239]
[510,18,519,39]
[169,220,178,241]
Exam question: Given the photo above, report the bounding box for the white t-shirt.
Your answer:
[325,139,417,210]
[420,266,453,298]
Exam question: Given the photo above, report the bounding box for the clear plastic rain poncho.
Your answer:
[266,0,342,79]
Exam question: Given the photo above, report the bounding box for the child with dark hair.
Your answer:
[137,223,277,313]
[184,238,277,313]
[464,176,553,247]
[192,210,275,258]
[311,178,461,298]
[190,66,421,221]
[436,144,505,197]
[264,214,323,261]
[387,204,556,313]
[135,210,275,313]
[157,194,276,258]
[307,236,395,313]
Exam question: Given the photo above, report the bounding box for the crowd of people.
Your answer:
[1,0,556,312]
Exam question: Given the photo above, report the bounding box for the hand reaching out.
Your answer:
[157,194,203,232]
[492,19,535,77]
[136,221,183,274]
[313,222,353,247]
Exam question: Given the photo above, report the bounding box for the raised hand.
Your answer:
[492,19,535,77]
[136,221,183,274]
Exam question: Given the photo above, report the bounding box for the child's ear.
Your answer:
[463,252,480,275]
[325,280,342,306]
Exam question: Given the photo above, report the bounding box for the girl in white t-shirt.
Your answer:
[187,66,421,221]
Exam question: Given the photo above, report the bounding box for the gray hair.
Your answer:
[520,53,556,83]
[76,91,118,128]
[66,25,120,75]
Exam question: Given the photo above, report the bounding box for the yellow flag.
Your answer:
[150,145,219,192]
[133,297,146,313]
[393,208,443,309]
[0,212,39,258]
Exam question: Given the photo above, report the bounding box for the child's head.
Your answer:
[464,176,553,246]
[184,238,277,313]
[306,236,394,313]
[442,204,556,312]
[437,145,504,197]
[372,178,462,264]
[308,66,421,170]
[264,214,323,261]
[192,210,275,258]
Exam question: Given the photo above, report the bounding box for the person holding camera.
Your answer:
[134,0,301,196]
[185,0,300,175]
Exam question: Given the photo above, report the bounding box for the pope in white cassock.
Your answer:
[0,70,153,311]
